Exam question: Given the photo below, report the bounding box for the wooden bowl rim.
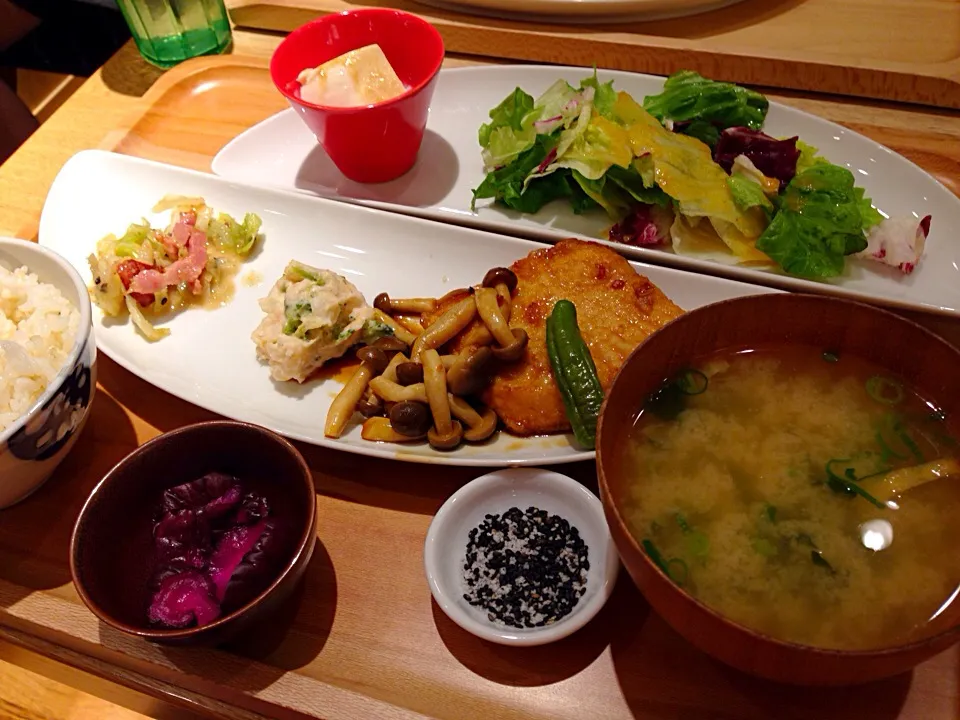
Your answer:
[597,292,960,659]
[68,419,318,640]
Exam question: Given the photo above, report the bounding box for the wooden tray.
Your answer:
[3,54,960,720]
[225,0,960,110]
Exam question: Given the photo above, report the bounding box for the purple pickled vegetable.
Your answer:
[609,204,674,247]
[146,472,286,630]
[147,571,221,628]
[713,127,800,186]
[233,492,270,526]
[162,472,243,521]
[222,522,286,613]
[153,510,211,573]
[208,519,270,602]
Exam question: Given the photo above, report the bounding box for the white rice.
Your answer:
[0,265,80,434]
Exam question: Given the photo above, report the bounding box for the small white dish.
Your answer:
[213,64,960,318]
[424,467,619,646]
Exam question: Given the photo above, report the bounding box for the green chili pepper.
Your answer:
[546,299,605,449]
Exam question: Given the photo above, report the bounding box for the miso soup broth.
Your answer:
[621,344,960,651]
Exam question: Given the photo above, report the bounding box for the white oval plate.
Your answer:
[411,0,745,24]
[212,65,960,318]
[40,150,777,467]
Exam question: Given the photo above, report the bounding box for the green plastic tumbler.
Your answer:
[115,0,233,69]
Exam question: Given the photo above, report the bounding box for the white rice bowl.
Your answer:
[0,265,80,432]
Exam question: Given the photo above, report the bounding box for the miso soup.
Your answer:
[620,345,960,650]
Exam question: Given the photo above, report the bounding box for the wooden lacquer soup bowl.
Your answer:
[596,293,960,686]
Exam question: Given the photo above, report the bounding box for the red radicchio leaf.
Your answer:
[609,204,675,247]
[713,127,801,187]
[148,571,221,628]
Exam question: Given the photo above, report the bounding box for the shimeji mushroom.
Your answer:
[422,348,463,450]
[446,346,494,396]
[373,293,438,315]
[481,267,517,322]
[372,309,417,347]
[394,315,425,336]
[491,328,528,361]
[395,361,424,386]
[369,376,429,403]
[380,352,408,383]
[324,346,389,438]
[373,335,411,353]
[389,401,433,437]
[449,395,498,442]
[412,296,478,359]
[362,416,426,442]
[355,387,384,418]
[474,286,529,361]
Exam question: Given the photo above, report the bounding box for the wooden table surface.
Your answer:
[4,24,960,720]
[0,31,291,720]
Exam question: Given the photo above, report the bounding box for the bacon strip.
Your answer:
[116,259,156,307]
[129,227,209,295]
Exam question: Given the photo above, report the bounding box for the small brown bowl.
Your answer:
[70,421,317,646]
[597,293,960,686]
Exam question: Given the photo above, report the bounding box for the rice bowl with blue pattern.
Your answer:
[0,237,96,508]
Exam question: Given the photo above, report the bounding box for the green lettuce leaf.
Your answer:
[472,132,574,213]
[756,164,870,279]
[678,119,722,148]
[795,140,830,174]
[607,165,671,207]
[579,70,617,119]
[479,87,535,147]
[545,114,633,181]
[642,70,769,131]
[478,88,539,170]
[794,140,884,232]
[855,187,885,231]
[726,175,773,213]
[570,171,633,217]
[531,79,582,130]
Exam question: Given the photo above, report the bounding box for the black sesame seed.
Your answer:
[461,506,589,630]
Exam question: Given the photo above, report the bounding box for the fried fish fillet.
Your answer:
[425,239,684,436]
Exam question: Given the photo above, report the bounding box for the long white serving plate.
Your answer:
[213,65,960,318]
[41,150,777,467]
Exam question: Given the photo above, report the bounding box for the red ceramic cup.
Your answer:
[270,9,445,184]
